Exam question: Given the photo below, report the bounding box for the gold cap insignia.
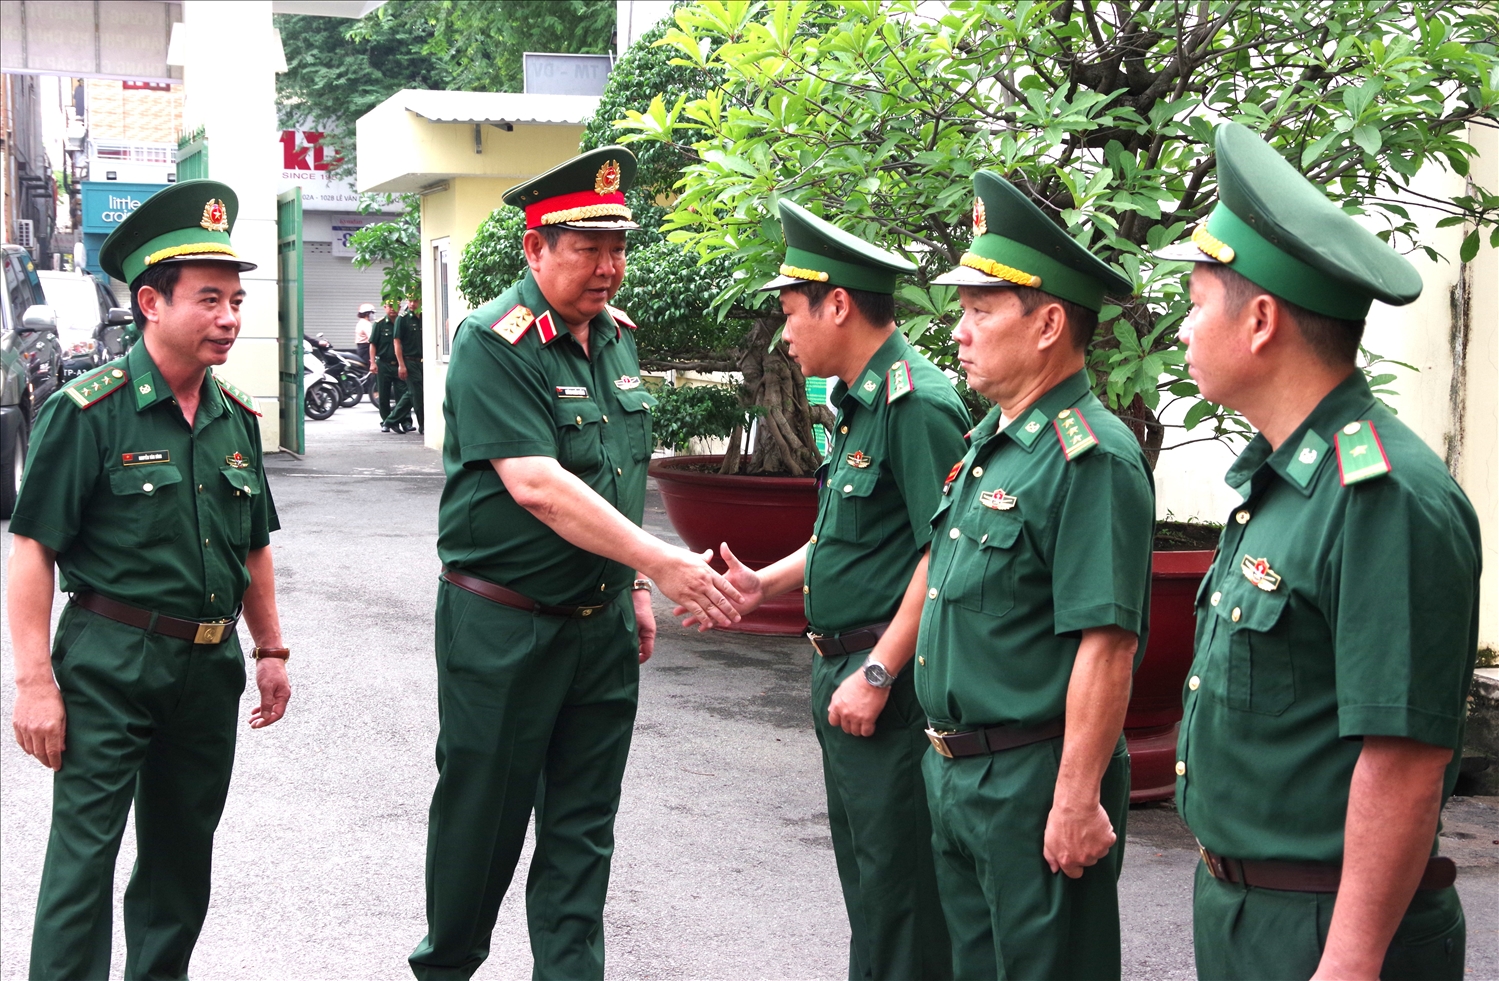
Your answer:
[972,196,987,237]
[200,199,229,232]
[596,160,623,195]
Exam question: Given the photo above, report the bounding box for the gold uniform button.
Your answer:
[575,415,583,425]
[1211,591,1221,606]
[1343,421,1361,435]
[809,535,817,544]
[142,482,154,492]
[949,528,961,539]
[600,583,607,591]
[843,484,853,493]
[839,425,848,434]
[210,593,216,602]
[111,369,124,378]
[927,588,938,600]
[1235,510,1250,525]
[615,467,622,475]
[971,466,983,478]
[602,415,609,423]
[1175,760,1187,776]
[203,538,210,547]
[981,534,989,544]
[197,484,204,493]
[1231,607,1242,622]
[1188,675,1200,691]
[918,656,925,666]
[802,585,810,594]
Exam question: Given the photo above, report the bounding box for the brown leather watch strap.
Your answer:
[252,647,291,660]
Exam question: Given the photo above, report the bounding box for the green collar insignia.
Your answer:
[1009,407,1050,449]
[850,368,884,407]
[1282,427,1329,489]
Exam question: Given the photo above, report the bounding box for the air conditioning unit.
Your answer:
[15,219,35,249]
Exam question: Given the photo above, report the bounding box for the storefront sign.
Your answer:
[331,213,394,258]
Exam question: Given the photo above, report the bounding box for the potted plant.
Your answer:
[615,0,1499,798]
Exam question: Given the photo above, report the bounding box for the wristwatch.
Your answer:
[862,655,896,689]
[252,646,290,661]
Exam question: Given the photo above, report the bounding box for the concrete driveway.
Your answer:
[3,400,1495,979]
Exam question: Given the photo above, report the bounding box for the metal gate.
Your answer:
[276,188,304,454]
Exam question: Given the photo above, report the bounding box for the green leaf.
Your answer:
[1461,229,1481,263]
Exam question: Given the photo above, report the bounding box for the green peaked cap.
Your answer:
[933,170,1132,311]
[99,179,255,286]
[1154,122,1422,319]
[759,199,917,295]
[502,146,641,231]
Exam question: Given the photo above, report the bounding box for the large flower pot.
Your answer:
[649,455,819,635]
[1126,549,1215,802]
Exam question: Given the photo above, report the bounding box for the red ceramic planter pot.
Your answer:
[649,455,1213,799]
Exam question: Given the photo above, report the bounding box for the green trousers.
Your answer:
[376,363,408,425]
[924,735,1129,981]
[812,653,951,981]
[389,360,425,432]
[29,604,245,981]
[409,581,640,981]
[1193,861,1465,980]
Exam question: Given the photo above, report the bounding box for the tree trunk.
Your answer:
[735,317,824,476]
[1118,395,1165,471]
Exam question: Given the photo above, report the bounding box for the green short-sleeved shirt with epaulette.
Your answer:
[436,271,656,607]
[371,315,397,364]
[396,311,423,364]
[8,340,279,621]
[915,370,1155,729]
[805,331,970,634]
[1177,372,1481,863]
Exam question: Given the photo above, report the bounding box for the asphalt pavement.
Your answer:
[2,399,1495,980]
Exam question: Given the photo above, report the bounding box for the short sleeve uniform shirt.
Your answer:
[371,316,397,364]
[1177,372,1481,863]
[915,371,1155,729]
[396,312,423,363]
[805,331,971,634]
[9,340,279,621]
[437,271,656,607]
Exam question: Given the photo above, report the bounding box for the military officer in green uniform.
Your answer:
[905,171,1153,980]
[1156,122,1480,981]
[390,295,425,434]
[687,200,967,980]
[6,180,291,981]
[371,299,410,432]
[409,147,746,981]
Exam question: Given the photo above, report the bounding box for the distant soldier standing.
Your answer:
[692,200,966,981]
[1158,122,1479,981]
[912,171,1152,980]
[371,300,410,432]
[409,147,745,981]
[6,180,291,981]
[390,296,425,435]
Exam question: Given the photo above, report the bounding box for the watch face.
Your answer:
[864,662,892,687]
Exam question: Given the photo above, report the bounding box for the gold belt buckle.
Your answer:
[1197,840,1227,881]
[924,727,955,759]
[806,632,825,655]
[194,620,230,644]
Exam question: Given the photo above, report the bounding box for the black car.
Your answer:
[37,269,134,381]
[2,243,63,518]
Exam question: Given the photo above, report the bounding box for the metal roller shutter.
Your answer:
[302,240,388,348]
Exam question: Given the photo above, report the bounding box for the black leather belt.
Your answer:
[806,621,890,658]
[925,718,1065,759]
[1198,844,1457,893]
[442,569,608,619]
[73,592,239,645]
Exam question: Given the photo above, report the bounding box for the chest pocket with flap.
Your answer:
[829,465,879,539]
[107,463,183,546]
[221,466,260,547]
[554,398,604,474]
[949,502,1024,616]
[1210,581,1294,716]
[614,388,658,462]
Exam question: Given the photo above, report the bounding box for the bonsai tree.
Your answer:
[459,16,831,476]
[620,0,1499,468]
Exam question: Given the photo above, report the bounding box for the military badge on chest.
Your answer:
[979,488,1017,510]
[846,450,873,469]
[1240,555,1282,592]
[225,452,249,469]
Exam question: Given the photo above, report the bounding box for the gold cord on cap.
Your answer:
[539,202,634,225]
[1192,223,1236,263]
[778,263,830,283]
[959,252,1042,288]
[144,242,241,266]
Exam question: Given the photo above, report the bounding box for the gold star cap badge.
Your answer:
[200,199,229,232]
[595,160,622,195]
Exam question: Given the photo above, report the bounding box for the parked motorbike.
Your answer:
[303,352,340,421]
[306,333,371,408]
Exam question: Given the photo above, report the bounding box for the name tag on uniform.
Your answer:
[555,386,589,399]
[122,450,169,466]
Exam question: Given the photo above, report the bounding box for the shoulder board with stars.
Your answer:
[216,376,261,416]
[606,304,637,330]
[64,365,128,409]
[491,304,535,344]
[1334,420,1391,485]
[1052,406,1099,461]
[886,360,914,403]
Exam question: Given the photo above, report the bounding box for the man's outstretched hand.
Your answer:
[675,543,764,630]
[651,545,746,630]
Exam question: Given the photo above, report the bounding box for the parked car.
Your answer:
[36,269,133,380]
[2,243,62,518]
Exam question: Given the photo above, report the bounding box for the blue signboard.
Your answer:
[79,181,170,279]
